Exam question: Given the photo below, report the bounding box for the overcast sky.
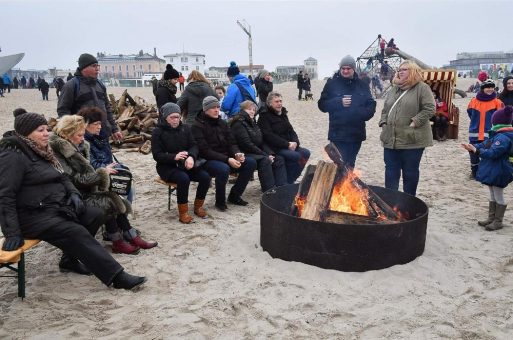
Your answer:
[2,0,512,77]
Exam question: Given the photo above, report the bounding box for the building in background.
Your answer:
[446,51,513,78]
[97,48,166,80]
[163,52,206,78]
[275,57,318,82]
[205,64,265,85]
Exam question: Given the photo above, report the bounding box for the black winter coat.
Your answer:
[318,72,376,142]
[257,106,300,152]
[0,135,80,238]
[156,80,178,109]
[230,111,274,157]
[177,81,218,125]
[152,122,199,175]
[254,78,273,103]
[191,112,240,163]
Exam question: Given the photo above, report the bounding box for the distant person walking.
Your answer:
[3,73,11,93]
[54,77,65,98]
[12,76,19,89]
[20,76,27,89]
[40,79,50,100]
[297,70,305,100]
[178,73,185,91]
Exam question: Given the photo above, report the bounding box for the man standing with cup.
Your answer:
[318,55,376,169]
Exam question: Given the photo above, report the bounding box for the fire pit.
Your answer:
[260,184,428,272]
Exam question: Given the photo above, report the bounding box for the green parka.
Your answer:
[379,81,435,149]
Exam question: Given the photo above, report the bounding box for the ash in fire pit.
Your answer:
[260,143,429,272]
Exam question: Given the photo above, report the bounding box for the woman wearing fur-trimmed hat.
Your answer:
[466,78,504,179]
[156,64,180,111]
[461,106,513,231]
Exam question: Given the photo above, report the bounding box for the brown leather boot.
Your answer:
[194,199,208,218]
[178,203,193,223]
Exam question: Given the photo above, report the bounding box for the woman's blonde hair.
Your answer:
[240,100,257,112]
[394,60,423,88]
[187,70,209,83]
[55,115,86,140]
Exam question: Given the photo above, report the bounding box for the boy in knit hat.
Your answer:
[461,105,513,230]
[221,61,256,119]
[466,78,504,178]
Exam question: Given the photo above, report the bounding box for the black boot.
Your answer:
[112,271,146,290]
[59,254,92,276]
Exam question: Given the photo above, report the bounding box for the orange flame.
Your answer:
[329,171,370,216]
[294,195,306,217]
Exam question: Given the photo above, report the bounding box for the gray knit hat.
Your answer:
[14,112,48,136]
[160,102,181,120]
[78,53,98,70]
[339,55,356,70]
[202,96,220,111]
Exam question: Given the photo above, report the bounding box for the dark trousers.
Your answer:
[22,206,123,286]
[384,148,424,196]
[203,157,257,203]
[160,167,211,204]
[332,141,362,169]
[179,83,184,91]
[298,88,303,100]
[248,154,286,192]
[105,213,131,233]
[469,141,481,178]
[42,91,48,100]
[276,147,311,184]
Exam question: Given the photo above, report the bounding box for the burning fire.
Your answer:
[294,195,306,217]
[329,171,370,216]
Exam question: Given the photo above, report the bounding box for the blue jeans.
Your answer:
[277,147,311,184]
[203,157,257,203]
[384,148,424,196]
[160,167,211,204]
[332,141,362,169]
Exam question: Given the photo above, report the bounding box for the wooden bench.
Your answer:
[0,238,41,299]
[154,177,177,210]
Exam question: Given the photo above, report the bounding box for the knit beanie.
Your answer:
[163,64,180,80]
[477,71,489,82]
[227,61,240,77]
[339,55,356,70]
[160,102,181,119]
[202,96,220,111]
[14,112,48,136]
[78,53,98,70]
[491,106,513,125]
[480,79,495,89]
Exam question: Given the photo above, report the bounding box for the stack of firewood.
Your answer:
[109,89,159,154]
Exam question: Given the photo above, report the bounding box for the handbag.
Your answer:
[109,168,133,196]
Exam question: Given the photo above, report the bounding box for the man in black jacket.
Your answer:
[192,96,257,211]
[318,55,376,169]
[258,92,310,184]
[57,53,123,142]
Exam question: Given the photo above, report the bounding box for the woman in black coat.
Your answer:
[152,103,211,223]
[230,100,287,192]
[0,112,145,290]
[254,69,273,106]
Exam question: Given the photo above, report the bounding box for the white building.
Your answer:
[163,52,206,78]
[304,57,318,80]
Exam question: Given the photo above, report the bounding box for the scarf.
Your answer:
[491,124,512,132]
[476,91,497,101]
[16,133,64,173]
[158,79,177,94]
[393,77,419,90]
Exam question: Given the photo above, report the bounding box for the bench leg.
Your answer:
[18,252,25,299]
[168,187,171,211]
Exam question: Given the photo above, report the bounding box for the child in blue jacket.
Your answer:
[462,106,513,230]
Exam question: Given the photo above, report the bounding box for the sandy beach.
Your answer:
[1,79,512,339]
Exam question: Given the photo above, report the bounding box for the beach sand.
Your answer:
[1,79,512,339]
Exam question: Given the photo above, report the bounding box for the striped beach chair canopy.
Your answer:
[422,69,457,109]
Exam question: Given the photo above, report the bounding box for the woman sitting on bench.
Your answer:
[0,111,146,290]
[50,115,157,255]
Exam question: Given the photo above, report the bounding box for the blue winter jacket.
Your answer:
[221,74,256,118]
[2,73,11,85]
[84,130,114,169]
[318,72,376,142]
[475,127,513,188]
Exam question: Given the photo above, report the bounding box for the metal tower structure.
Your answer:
[237,19,253,76]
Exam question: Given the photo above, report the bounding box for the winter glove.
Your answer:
[2,235,24,251]
[67,193,85,215]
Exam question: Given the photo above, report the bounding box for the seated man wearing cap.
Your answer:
[192,96,257,211]
[318,55,376,169]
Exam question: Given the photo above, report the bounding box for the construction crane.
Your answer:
[236,19,253,76]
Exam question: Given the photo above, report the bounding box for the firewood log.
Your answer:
[291,164,317,216]
[301,161,338,221]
